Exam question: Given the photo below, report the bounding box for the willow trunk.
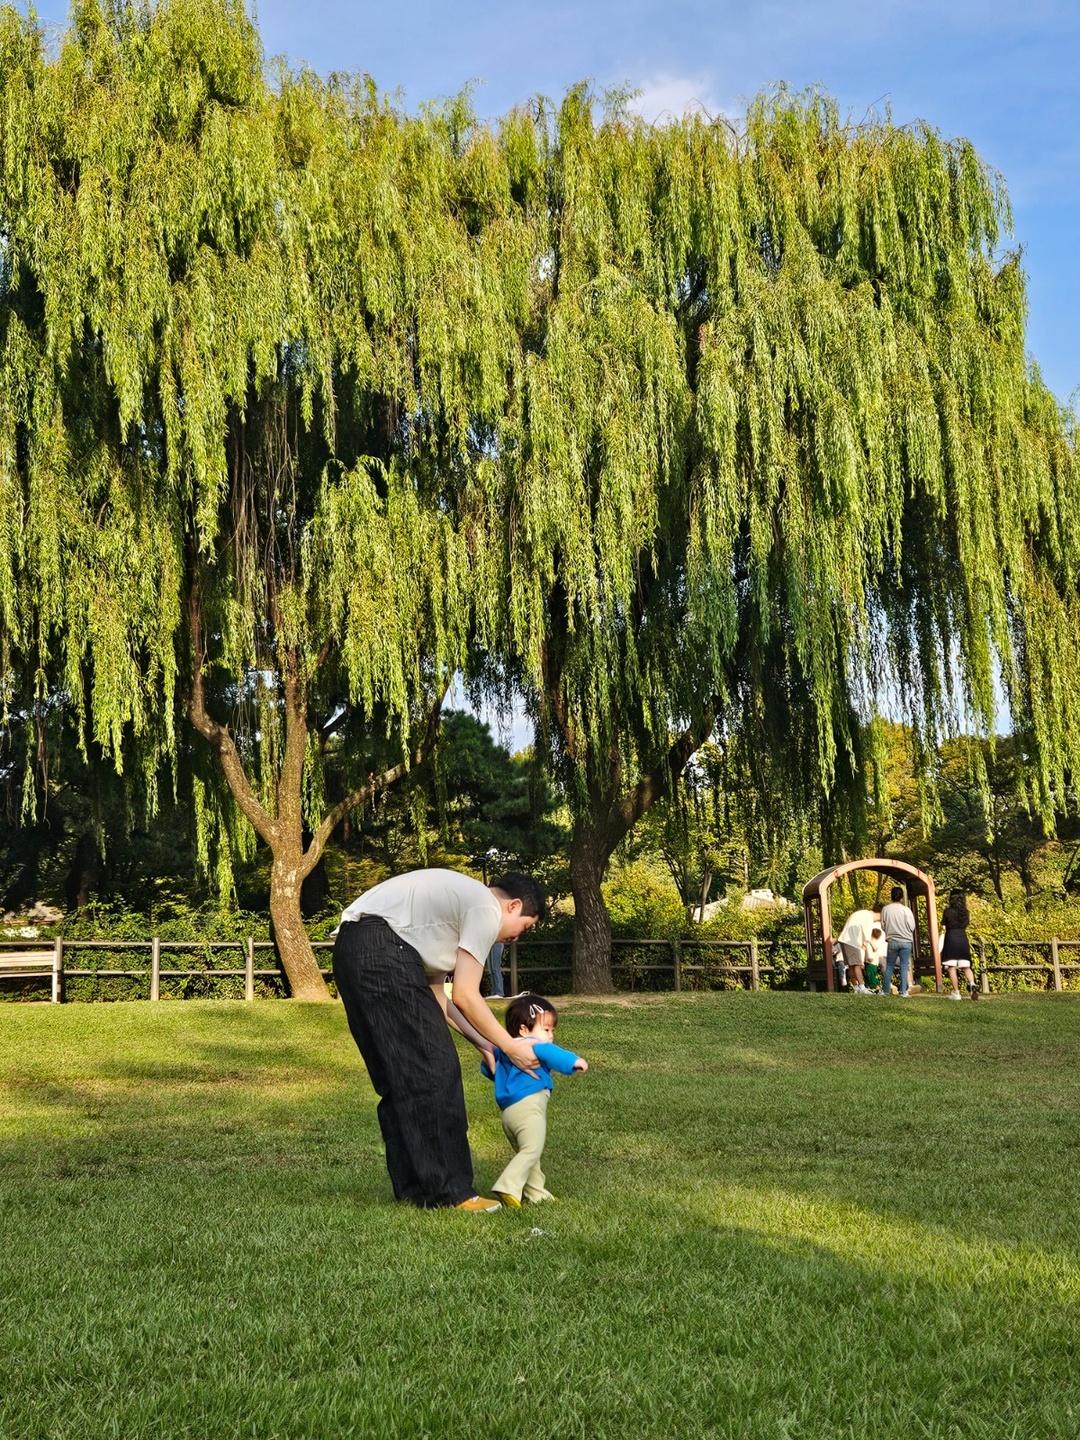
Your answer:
[569,819,615,993]
[269,851,331,1001]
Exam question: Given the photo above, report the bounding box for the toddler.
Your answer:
[481,993,587,1207]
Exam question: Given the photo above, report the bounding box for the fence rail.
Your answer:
[505,937,781,994]
[2,931,1079,1001]
[0,937,338,1003]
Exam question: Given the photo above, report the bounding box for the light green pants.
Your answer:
[493,1089,552,1202]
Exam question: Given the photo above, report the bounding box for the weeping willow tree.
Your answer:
[3,1,1078,999]
[0,0,530,996]
[490,89,1080,990]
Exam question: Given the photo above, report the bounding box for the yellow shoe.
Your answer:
[493,1190,522,1209]
[454,1195,502,1213]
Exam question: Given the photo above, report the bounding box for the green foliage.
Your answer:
[58,895,268,942]
[349,710,568,876]
[1,1,1078,979]
[602,859,688,939]
[631,740,822,912]
[491,87,1080,847]
[48,895,276,1002]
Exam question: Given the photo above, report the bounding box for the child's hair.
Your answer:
[505,993,557,1037]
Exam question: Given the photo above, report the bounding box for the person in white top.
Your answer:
[879,886,917,995]
[836,909,879,992]
[334,868,544,1212]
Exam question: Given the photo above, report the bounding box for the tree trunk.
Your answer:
[569,818,614,993]
[269,853,330,1000]
[562,718,715,993]
[188,585,451,1002]
[300,829,331,917]
[65,833,102,913]
[698,866,713,922]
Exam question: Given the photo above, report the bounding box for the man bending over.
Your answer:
[333,868,545,1211]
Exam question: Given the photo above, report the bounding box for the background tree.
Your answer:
[330,711,566,880]
[493,89,1080,989]
[0,0,533,995]
[631,739,819,918]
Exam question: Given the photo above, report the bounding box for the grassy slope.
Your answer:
[1,994,1078,1440]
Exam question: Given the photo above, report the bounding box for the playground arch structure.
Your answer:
[802,859,942,992]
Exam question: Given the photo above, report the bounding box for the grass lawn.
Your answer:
[2,992,1079,1440]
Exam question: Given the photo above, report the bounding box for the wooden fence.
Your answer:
[0,937,336,1002]
[2,931,1079,1001]
[505,938,782,994]
[508,935,1080,996]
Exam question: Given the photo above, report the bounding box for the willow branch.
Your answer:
[187,581,278,847]
[612,707,716,843]
[301,684,448,875]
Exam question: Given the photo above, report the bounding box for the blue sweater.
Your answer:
[481,1040,580,1109]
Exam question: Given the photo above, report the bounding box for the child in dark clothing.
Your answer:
[481,994,588,1207]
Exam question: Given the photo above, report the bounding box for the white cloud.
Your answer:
[627,73,729,126]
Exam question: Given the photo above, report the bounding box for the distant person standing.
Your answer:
[941,889,976,1000]
[880,886,917,996]
[486,941,506,999]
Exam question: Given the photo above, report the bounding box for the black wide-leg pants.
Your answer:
[333,917,475,1208]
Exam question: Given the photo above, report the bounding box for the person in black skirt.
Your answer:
[941,889,977,1000]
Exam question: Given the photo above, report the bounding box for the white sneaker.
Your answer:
[950,990,962,1000]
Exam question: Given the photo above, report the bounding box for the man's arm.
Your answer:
[449,950,540,1073]
[442,990,499,1070]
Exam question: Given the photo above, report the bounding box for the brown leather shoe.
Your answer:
[454,1195,502,1213]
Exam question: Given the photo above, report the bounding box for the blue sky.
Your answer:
[246,0,1078,405]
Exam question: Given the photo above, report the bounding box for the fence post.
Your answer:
[508,940,518,996]
[52,935,63,1003]
[1051,936,1062,992]
[246,937,255,1002]
[979,938,990,995]
[150,937,161,1002]
[672,938,682,993]
[749,937,760,992]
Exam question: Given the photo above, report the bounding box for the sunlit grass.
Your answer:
[2,994,1078,1439]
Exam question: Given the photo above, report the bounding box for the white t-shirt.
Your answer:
[866,930,887,965]
[837,909,877,950]
[340,869,502,979]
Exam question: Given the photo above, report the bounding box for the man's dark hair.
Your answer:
[505,993,557,1038]
[890,886,904,902]
[492,872,547,921]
